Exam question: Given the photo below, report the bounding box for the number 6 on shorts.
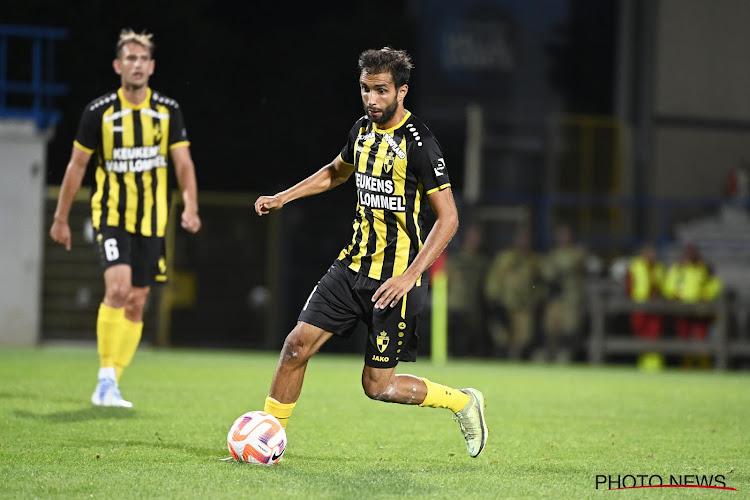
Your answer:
[103,238,120,261]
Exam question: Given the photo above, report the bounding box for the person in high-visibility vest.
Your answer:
[663,244,722,341]
[625,244,665,339]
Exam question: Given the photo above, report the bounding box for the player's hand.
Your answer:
[372,274,416,309]
[181,209,201,233]
[49,219,72,251]
[254,195,283,216]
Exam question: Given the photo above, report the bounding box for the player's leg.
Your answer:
[363,285,466,410]
[92,262,133,407]
[363,287,488,457]
[361,365,424,403]
[360,365,487,457]
[110,234,162,395]
[269,321,333,402]
[264,321,333,428]
[361,365,453,408]
[265,261,361,428]
[114,285,149,382]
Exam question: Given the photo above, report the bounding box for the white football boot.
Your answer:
[92,369,133,408]
[453,388,488,457]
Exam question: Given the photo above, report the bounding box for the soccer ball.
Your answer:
[227,411,286,465]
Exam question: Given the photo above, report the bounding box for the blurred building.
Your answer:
[1,1,748,366]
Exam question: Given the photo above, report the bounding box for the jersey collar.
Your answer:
[117,87,152,110]
[373,110,411,134]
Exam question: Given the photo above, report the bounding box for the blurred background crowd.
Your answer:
[2,0,749,370]
[445,221,729,367]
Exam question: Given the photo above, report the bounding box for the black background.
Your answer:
[6,1,420,192]
[7,0,615,194]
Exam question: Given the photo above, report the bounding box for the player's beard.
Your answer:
[123,82,147,91]
[123,77,148,91]
[366,97,399,125]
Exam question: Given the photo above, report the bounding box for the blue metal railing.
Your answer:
[0,24,68,129]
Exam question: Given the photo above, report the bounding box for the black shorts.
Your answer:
[298,259,428,368]
[94,226,167,287]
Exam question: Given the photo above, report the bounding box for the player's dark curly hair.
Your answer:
[358,47,413,88]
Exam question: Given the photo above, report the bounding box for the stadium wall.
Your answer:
[649,0,750,221]
[0,120,53,345]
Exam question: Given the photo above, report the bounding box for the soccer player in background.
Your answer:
[254,47,488,458]
[49,29,201,407]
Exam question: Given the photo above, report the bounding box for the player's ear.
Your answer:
[113,58,122,75]
[398,84,408,102]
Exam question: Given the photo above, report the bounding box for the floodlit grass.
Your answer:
[0,346,747,499]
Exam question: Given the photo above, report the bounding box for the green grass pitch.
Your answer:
[0,346,747,499]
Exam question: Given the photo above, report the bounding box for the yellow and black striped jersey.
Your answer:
[73,87,189,237]
[337,111,451,285]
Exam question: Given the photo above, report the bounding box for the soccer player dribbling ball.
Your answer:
[254,47,488,458]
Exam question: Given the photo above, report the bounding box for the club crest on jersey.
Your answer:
[383,151,396,173]
[376,331,390,353]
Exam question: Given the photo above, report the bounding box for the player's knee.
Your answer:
[106,282,131,306]
[280,327,315,364]
[125,293,148,321]
[361,377,393,401]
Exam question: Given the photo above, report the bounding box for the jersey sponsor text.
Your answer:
[355,172,405,211]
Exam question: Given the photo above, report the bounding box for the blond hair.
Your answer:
[116,28,154,58]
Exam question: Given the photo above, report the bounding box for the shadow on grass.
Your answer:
[87,438,220,459]
[14,406,136,422]
[0,391,96,405]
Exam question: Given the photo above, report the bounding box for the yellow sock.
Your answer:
[419,378,470,413]
[97,303,125,368]
[115,318,143,381]
[264,396,296,429]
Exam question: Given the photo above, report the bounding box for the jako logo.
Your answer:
[595,474,736,491]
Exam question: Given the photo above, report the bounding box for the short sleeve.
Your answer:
[168,105,189,147]
[412,136,450,194]
[339,118,363,165]
[74,106,101,152]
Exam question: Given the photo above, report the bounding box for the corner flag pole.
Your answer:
[431,250,448,365]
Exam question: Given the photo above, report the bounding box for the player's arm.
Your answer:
[49,144,92,250]
[372,187,459,309]
[171,144,201,234]
[254,155,355,216]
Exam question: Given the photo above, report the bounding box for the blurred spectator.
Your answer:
[724,159,750,204]
[663,244,723,340]
[537,224,587,363]
[625,243,665,339]
[446,224,489,357]
[484,227,543,360]
[663,244,723,368]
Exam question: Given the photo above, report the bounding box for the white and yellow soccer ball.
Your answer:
[227,411,286,465]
